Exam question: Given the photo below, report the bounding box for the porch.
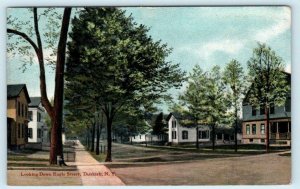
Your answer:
[270,121,291,146]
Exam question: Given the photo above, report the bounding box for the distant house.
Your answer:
[166,112,240,145]
[28,97,49,144]
[7,84,31,149]
[166,112,211,144]
[242,73,291,146]
[128,119,168,144]
[129,133,167,144]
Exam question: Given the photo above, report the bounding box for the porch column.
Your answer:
[276,122,279,140]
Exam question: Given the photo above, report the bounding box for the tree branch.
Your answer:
[7,28,39,55]
[34,8,54,118]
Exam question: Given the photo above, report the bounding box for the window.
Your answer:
[18,101,20,116]
[260,106,264,115]
[270,103,275,114]
[261,139,265,143]
[249,139,253,143]
[172,131,177,139]
[37,129,41,138]
[139,135,141,139]
[199,130,209,139]
[18,123,21,138]
[28,128,33,138]
[172,120,176,128]
[252,106,257,116]
[182,131,188,140]
[246,125,250,135]
[21,124,24,138]
[252,124,256,135]
[260,124,265,134]
[37,112,41,122]
[22,104,24,117]
[25,105,28,118]
[28,111,33,121]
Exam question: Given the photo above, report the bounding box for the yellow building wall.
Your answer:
[7,89,29,146]
[7,99,16,120]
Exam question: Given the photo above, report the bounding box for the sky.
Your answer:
[7,6,291,112]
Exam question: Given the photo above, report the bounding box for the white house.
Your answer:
[166,112,243,145]
[129,133,167,143]
[28,97,49,144]
[167,113,211,144]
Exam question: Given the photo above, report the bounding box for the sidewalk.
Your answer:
[69,141,125,186]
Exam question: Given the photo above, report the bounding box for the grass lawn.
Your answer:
[8,155,49,162]
[87,150,106,162]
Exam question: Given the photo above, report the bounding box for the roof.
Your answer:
[29,97,41,107]
[166,112,196,127]
[7,84,31,103]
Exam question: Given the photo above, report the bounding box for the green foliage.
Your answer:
[112,109,150,137]
[223,59,246,124]
[152,112,167,135]
[179,65,228,126]
[65,7,185,122]
[7,8,64,69]
[247,43,290,107]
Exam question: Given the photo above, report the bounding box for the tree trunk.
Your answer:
[196,126,199,149]
[86,126,90,148]
[89,126,93,149]
[105,118,112,162]
[212,124,215,151]
[49,8,72,165]
[96,122,100,155]
[234,107,238,152]
[265,106,270,152]
[91,123,95,152]
[49,121,59,164]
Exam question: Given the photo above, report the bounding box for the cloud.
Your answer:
[197,39,245,61]
[285,64,291,73]
[254,7,291,43]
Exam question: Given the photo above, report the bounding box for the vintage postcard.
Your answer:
[6,6,291,185]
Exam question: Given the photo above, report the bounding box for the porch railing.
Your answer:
[270,132,291,140]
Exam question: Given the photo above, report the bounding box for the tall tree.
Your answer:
[180,65,228,150]
[205,66,228,150]
[7,8,72,164]
[247,43,290,152]
[65,8,185,162]
[223,59,246,152]
[180,65,208,149]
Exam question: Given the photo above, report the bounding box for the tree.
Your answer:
[152,112,166,135]
[7,8,72,164]
[247,43,290,152]
[65,8,185,162]
[179,65,208,148]
[223,59,246,152]
[180,65,228,150]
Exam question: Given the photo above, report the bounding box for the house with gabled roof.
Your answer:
[166,112,211,144]
[166,112,241,145]
[28,97,49,144]
[242,72,291,146]
[7,84,31,149]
